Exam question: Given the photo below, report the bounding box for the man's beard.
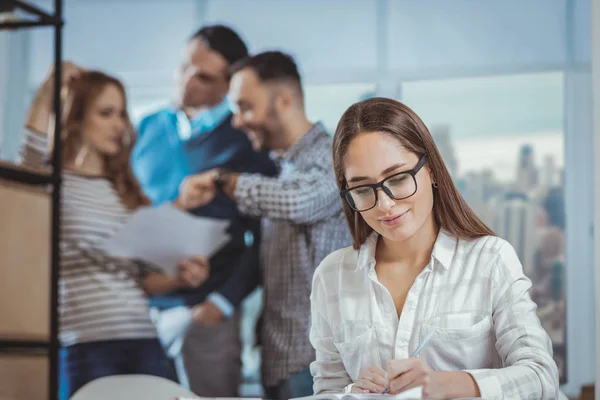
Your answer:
[246,129,265,151]
[247,106,281,151]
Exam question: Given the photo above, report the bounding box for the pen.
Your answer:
[410,331,435,358]
[383,331,435,394]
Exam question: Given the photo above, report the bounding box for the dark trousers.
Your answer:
[59,338,172,399]
[264,368,314,400]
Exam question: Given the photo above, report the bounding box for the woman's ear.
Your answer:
[426,168,438,188]
[426,167,435,182]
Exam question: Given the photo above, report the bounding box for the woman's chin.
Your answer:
[376,224,416,243]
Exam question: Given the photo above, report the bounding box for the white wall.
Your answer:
[591,0,600,398]
[1,0,204,161]
[0,33,9,152]
[29,0,201,88]
[563,69,596,396]
[0,30,30,161]
[204,0,379,84]
[204,0,589,82]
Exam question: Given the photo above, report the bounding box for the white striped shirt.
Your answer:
[309,230,559,399]
[20,129,157,346]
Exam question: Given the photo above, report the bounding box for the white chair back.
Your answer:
[70,374,197,400]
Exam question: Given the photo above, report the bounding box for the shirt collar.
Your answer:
[190,97,231,125]
[276,121,327,162]
[431,230,457,269]
[172,98,232,140]
[356,229,457,271]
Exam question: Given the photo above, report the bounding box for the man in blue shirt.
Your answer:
[131,25,276,397]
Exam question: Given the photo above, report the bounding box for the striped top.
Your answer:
[20,129,158,346]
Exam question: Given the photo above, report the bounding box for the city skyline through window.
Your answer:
[402,71,567,381]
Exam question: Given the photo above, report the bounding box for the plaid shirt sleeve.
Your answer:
[234,149,341,224]
[465,242,560,400]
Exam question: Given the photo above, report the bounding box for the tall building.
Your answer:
[491,191,539,276]
[543,187,565,230]
[515,144,539,192]
[540,154,557,187]
[430,125,458,179]
[462,171,497,226]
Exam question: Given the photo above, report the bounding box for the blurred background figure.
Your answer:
[20,62,209,399]
[130,25,277,397]
[177,51,352,400]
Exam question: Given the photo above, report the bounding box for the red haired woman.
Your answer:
[21,62,209,398]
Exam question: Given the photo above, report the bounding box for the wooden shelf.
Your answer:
[1,3,62,399]
[0,354,48,400]
[0,19,60,30]
[0,339,50,354]
[0,1,61,31]
[0,161,54,187]
[0,181,51,341]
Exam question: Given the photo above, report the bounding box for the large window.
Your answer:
[401,72,567,380]
[304,83,376,133]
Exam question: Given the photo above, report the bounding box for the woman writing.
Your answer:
[21,62,210,398]
[309,98,559,399]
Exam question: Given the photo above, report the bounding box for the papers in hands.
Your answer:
[100,203,230,276]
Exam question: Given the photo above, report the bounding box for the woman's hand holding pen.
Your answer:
[386,360,481,399]
[386,358,440,397]
[350,361,440,396]
[350,366,388,394]
[351,360,458,399]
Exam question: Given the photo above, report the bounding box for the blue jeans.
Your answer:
[264,368,314,400]
[59,338,172,399]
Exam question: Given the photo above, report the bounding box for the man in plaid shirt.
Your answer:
[176,51,351,399]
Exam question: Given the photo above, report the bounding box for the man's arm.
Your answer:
[192,217,262,325]
[232,167,340,224]
[213,217,262,306]
[179,141,342,225]
[181,166,340,226]
[186,145,275,325]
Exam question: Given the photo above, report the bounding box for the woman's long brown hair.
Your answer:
[332,97,494,249]
[57,71,149,210]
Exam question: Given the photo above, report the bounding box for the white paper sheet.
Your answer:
[291,386,423,400]
[100,203,230,276]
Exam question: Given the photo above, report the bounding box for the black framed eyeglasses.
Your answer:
[340,155,428,212]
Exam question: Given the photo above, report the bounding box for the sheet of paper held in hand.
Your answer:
[101,203,230,276]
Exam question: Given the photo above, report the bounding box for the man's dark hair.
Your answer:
[229,51,303,97]
[190,25,248,66]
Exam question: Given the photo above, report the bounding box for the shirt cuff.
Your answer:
[342,383,354,394]
[233,173,260,216]
[463,369,503,400]
[207,292,235,318]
